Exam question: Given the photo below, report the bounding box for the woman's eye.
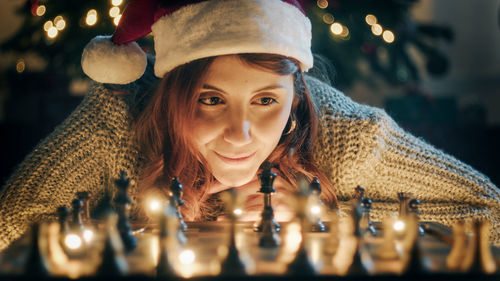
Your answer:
[199,96,224,105]
[255,97,277,106]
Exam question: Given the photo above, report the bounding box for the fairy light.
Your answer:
[86,9,98,26]
[371,23,383,36]
[113,14,122,26]
[365,14,377,25]
[16,59,25,73]
[382,30,395,43]
[322,13,334,24]
[109,6,120,18]
[340,25,350,37]
[112,0,124,6]
[47,26,58,38]
[43,21,53,31]
[330,22,343,35]
[36,5,46,16]
[317,0,328,9]
[54,16,66,30]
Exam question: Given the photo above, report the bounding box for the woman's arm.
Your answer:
[307,76,500,245]
[0,83,140,251]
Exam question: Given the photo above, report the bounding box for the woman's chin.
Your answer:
[214,172,255,187]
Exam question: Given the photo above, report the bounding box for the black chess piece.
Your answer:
[401,214,424,275]
[346,203,368,275]
[157,206,177,277]
[169,177,188,232]
[114,170,137,252]
[96,216,128,276]
[57,206,70,234]
[309,177,326,232]
[71,198,84,232]
[220,189,247,275]
[76,191,90,223]
[359,198,376,237]
[353,186,365,202]
[254,162,280,233]
[25,223,49,277]
[409,198,425,236]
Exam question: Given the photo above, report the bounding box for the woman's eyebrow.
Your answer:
[201,84,225,93]
[253,84,286,93]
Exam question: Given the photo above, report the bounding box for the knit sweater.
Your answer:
[1,72,499,251]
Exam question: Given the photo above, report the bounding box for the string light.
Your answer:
[365,14,377,25]
[16,59,25,73]
[317,0,328,9]
[43,21,53,32]
[371,24,383,36]
[47,26,58,38]
[113,15,122,26]
[86,9,98,26]
[340,25,350,38]
[322,13,334,24]
[109,6,120,18]
[112,0,123,6]
[54,16,66,30]
[382,30,395,43]
[36,5,46,16]
[330,22,343,35]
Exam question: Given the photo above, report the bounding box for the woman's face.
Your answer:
[191,55,295,187]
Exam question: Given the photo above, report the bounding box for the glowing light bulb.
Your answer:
[83,229,94,242]
[382,30,395,43]
[393,220,405,232]
[64,233,82,249]
[109,6,120,18]
[43,21,53,31]
[16,59,25,73]
[330,23,343,35]
[112,0,123,6]
[365,14,377,25]
[317,0,328,9]
[322,13,334,24]
[86,9,98,26]
[113,15,122,26]
[371,24,383,36]
[47,26,58,38]
[36,5,46,16]
[179,249,195,265]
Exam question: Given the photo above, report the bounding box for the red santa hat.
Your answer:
[81,0,313,84]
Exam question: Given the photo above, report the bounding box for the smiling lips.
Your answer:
[215,151,256,164]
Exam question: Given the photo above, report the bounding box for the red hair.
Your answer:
[134,54,337,220]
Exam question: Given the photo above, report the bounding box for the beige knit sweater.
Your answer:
[0,74,499,251]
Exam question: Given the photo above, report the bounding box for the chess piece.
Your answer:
[70,199,84,232]
[464,219,497,274]
[409,198,424,236]
[397,192,412,218]
[309,177,326,232]
[401,214,425,275]
[25,223,50,277]
[254,162,281,247]
[157,204,177,277]
[376,217,400,260]
[96,215,128,276]
[359,198,376,237]
[219,189,247,275]
[114,170,138,252]
[446,220,466,271]
[324,209,340,256]
[169,177,188,232]
[57,206,70,234]
[345,203,367,275]
[76,191,91,224]
[286,180,317,276]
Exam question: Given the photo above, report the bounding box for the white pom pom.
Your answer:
[81,35,147,84]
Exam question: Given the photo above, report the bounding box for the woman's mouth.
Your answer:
[214,151,256,165]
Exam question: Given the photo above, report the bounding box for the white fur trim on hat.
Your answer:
[152,0,313,78]
[81,35,147,84]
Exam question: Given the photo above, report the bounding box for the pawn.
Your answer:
[76,191,91,224]
[96,215,128,276]
[25,223,49,277]
[113,170,137,252]
[71,199,84,232]
[309,177,326,232]
[446,220,466,271]
[169,177,188,232]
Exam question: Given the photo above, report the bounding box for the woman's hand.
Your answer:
[208,175,296,222]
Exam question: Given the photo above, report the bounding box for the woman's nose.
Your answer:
[223,112,251,146]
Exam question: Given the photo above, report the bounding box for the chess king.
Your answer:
[1,0,499,251]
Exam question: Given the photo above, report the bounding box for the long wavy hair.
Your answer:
[134,54,337,220]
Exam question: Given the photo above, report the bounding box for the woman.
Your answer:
[0,0,499,250]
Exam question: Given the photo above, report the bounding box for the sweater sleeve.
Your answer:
[307,76,500,246]
[0,83,140,251]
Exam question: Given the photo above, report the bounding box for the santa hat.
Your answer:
[81,0,313,84]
